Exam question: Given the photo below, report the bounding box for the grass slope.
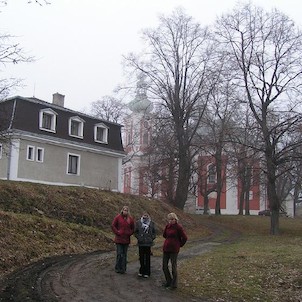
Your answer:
[0,180,302,301]
[0,180,198,278]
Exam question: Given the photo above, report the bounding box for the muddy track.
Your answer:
[0,220,241,302]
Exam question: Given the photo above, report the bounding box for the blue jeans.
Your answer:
[115,243,129,273]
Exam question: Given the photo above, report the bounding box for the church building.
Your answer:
[122,78,267,215]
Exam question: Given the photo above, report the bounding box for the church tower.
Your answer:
[123,75,154,195]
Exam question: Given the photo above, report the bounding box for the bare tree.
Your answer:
[225,100,263,216]
[147,109,179,202]
[215,3,302,234]
[0,33,33,99]
[0,0,50,5]
[124,8,214,209]
[195,154,217,215]
[199,57,241,215]
[0,33,33,148]
[90,96,127,124]
[28,0,50,5]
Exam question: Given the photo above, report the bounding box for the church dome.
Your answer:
[128,75,153,114]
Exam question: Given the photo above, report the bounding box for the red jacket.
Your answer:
[163,223,187,253]
[111,214,135,244]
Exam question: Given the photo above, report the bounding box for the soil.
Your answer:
[0,220,240,302]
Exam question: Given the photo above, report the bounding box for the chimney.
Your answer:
[52,92,65,107]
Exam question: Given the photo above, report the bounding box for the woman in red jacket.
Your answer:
[111,205,135,274]
[162,212,187,289]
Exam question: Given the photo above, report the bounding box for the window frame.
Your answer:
[67,153,80,175]
[94,123,109,144]
[36,147,44,163]
[27,145,35,161]
[69,116,85,138]
[39,108,58,133]
[207,163,217,184]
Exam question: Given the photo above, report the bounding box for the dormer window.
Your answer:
[69,116,84,138]
[94,123,109,144]
[39,108,57,133]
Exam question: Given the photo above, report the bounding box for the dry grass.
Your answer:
[179,215,302,302]
[1,180,302,301]
[0,210,113,275]
[0,180,198,278]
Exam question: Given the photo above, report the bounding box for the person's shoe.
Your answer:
[162,282,170,288]
[168,286,177,290]
[143,275,149,278]
[138,273,143,277]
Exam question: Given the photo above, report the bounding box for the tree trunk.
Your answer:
[244,167,251,215]
[215,149,222,215]
[215,194,221,215]
[203,195,210,215]
[166,164,175,205]
[244,191,250,215]
[174,153,190,209]
[270,209,280,235]
[238,185,245,215]
[266,159,280,235]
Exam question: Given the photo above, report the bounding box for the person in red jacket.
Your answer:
[162,212,187,289]
[111,205,135,274]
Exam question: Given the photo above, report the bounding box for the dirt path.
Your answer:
[0,220,240,302]
[37,242,219,302]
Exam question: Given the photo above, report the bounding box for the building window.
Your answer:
[39,108,57,132]
[208,163,216,184]
[69,116,84,138]
[94,123,109,144]
[0,144,2,159]
[27,145,35,161]
[67,153,80,175]
[36,147,44,162]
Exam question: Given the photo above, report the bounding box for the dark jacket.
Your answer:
[111,214,135,244]
[163,223,187,253]
[134,219,156,246]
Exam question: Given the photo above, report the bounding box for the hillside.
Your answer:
[1,181,302,301]
[0,180,203,278]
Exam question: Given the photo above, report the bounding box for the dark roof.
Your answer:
[0,96,124,153]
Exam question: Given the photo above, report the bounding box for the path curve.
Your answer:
[0,220,240,302]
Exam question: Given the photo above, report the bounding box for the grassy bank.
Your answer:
[179,215,302,302]
[0,180,302,301]
[0,180,199,278]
